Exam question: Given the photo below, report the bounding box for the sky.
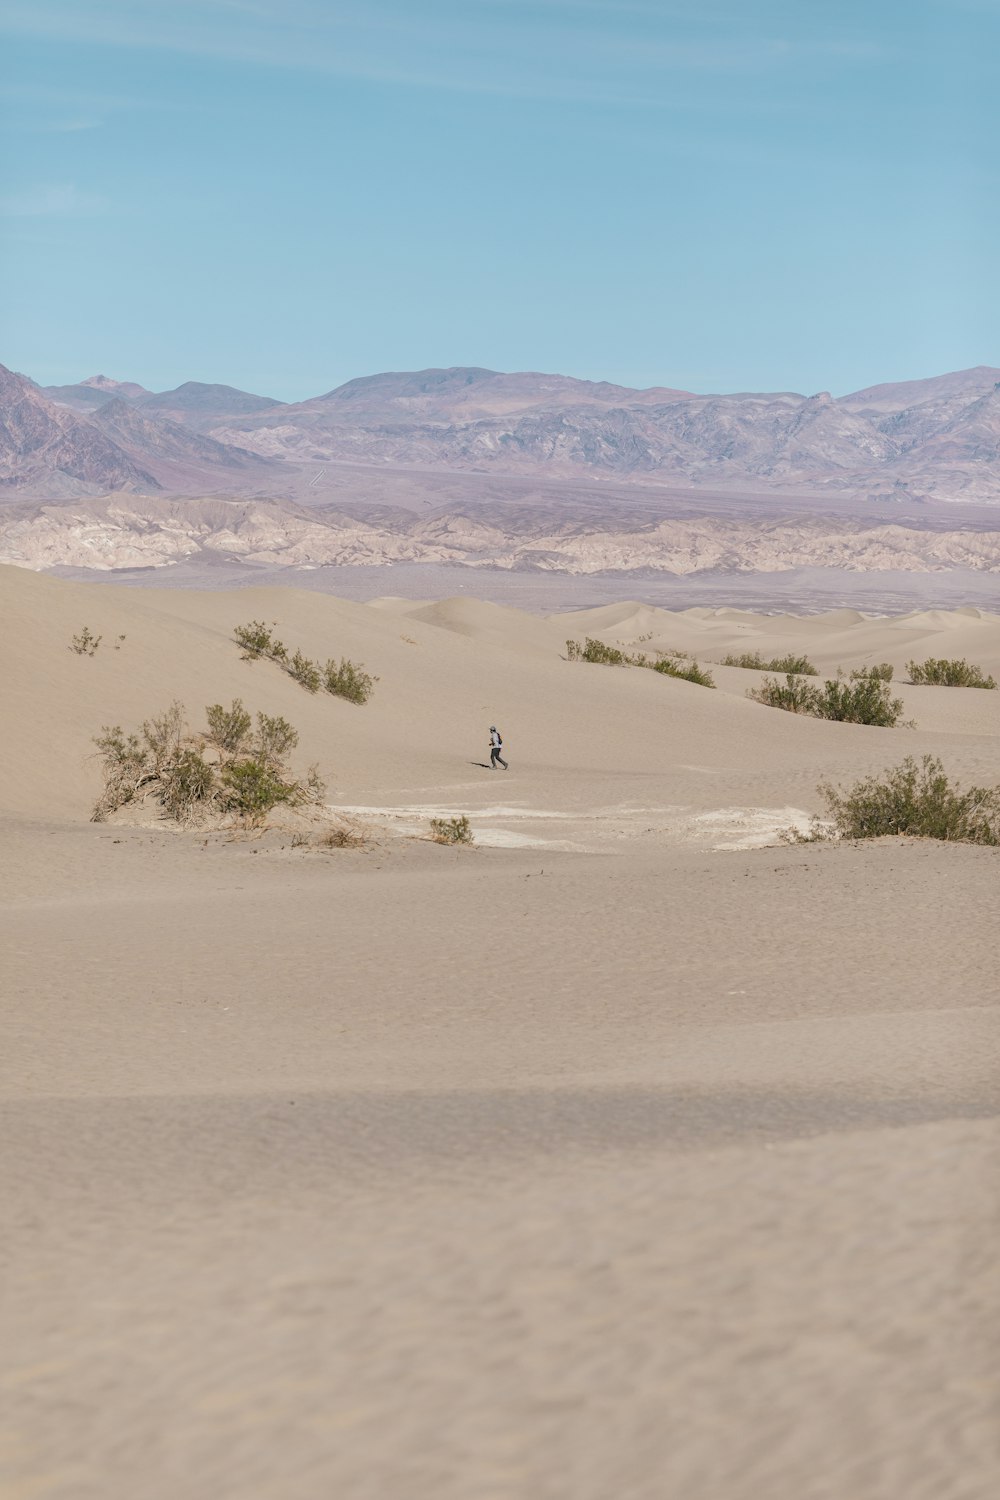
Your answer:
[1,0,998,401]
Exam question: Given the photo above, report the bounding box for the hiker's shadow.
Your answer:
[469,761,493,770]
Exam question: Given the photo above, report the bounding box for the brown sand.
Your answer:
[1,564,999,1498]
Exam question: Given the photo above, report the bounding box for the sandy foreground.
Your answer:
[1,564,999,1499]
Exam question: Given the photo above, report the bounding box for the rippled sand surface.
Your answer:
[2,568,999,1497]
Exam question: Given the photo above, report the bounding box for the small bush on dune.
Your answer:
[324,657,376,704]
[161,747,217,823]
[906,657,997,689]
[70,626,102,656]
[205,699,252,760]
[721,650,818,675]
[748,673,823,714]
[651,656,716,688]
[288,648,323,693]
[818,669,907,727]
[220,759,296,822]
[430,814,474,845]
[749,668,907,727]
[812,756,1000,844]
[862,662,895,682]
[233,620,286,662]
[318,825,368,850]
[141,701,185,773]
[253,711,299,770]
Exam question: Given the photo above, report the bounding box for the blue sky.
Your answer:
[1,0,997,400]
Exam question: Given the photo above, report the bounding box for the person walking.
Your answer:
[488,725,508,770]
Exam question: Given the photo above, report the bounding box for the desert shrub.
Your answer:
[906,657,997,689]
[91,726,154,819]
[160,748,217,823]
[721,651,818,675]
[748,673,823,714]
[234,620,286,661]
[285,648,320,692]
[573,637,629,665]
[324,656,375,704]
[91,702,318,826]
[70,625,102,656]
[235,620,375,703]
[814,756,1000,844]
[566,636,713,686]
[818,670,907,726]
[430,814,474,845]
[221,759,295,823]
[253,711,298,769]
[749,669,907,726]
[140,701,185,772]
[859,662,894,682]
[205,699,252,760]
[651,656,715,688]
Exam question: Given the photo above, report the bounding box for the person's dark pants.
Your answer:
[491,748,508,770]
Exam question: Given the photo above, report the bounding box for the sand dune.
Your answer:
[2,563,999,1499]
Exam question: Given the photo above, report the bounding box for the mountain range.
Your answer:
[2,492,998,579]
[2,360,999,504]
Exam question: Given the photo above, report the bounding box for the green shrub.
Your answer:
[721,650,817,675]
[749,669,907,726]
[859,662,894,682]
[814,755,1000,843]
[430,814,474,845]
[205,699,252,760]
[221,759,295,823]
[233,620,285,661]
[906,657,997,689]
[651,656,716,688]
[70,625,102,656]
[252,712,298,769]
[747,673,823,714]
[818,670,907,726]
[288,648,322,693]
[324,656,375,704]
[573,637,629,665]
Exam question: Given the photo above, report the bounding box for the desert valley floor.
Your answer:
[2,563,998,1499]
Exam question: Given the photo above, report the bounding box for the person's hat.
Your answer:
[490,725,496,731]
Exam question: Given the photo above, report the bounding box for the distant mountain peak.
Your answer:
[80,375,145,393]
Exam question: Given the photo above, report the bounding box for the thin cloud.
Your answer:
[0,0,880,108]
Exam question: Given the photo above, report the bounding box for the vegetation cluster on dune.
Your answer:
[234,620,376,703]
[801,756,1000,845]
[906,657,997,689]
[748,665,908,727]
[720,650,818,674]
[92,699,324,826]
[566,636,715,687]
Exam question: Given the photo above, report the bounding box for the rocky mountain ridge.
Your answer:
[3,493,997,577]
[1,366,287,496]
[5,360,1000,503]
